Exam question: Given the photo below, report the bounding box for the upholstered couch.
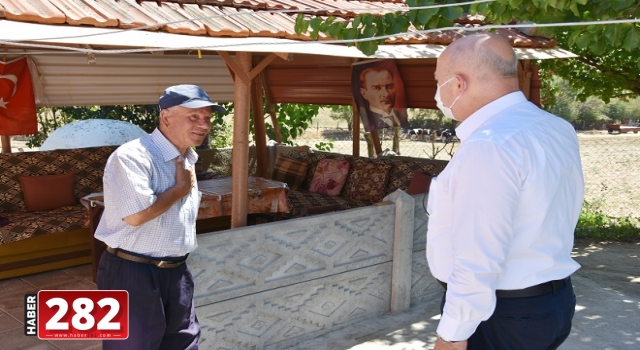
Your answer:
[0,146,116,280]
[270,148,449,218]
[195,145,448,219]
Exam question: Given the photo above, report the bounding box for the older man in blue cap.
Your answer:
[95,85,225,350]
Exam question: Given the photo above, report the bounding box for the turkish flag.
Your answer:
[0,57,37,136]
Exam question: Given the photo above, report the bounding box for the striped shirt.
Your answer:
[95,128,201,258]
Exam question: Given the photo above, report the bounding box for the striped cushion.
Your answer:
[271,155,308,190]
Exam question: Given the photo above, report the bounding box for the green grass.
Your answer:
[575,201,640,242]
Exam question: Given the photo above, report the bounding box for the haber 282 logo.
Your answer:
[25,290,129,340]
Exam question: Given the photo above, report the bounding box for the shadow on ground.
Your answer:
[291,240,640,350]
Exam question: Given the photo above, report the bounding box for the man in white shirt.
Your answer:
[359,66,407,132]
[96,85,225,349]
[426,33,584,349]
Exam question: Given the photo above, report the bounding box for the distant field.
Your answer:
[296,124,640,219]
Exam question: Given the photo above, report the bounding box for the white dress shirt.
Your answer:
[426,91,584,341]
[95,128,201,258]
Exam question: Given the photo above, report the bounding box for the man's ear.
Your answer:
[160,109,171,128]
[360,88,367,98]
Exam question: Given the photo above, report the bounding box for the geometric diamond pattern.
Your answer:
[191,191,440,349]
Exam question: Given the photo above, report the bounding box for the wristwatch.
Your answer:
[438,334,463,344]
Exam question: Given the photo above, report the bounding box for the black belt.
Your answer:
[438,277,569,298]
[106,246,188,268]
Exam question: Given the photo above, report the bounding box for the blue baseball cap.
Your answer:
[158,84,226,113]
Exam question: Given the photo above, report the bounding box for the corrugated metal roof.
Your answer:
[0,0,557,49]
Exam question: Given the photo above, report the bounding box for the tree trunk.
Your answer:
[364,133,375,158]
[392,126,400,154]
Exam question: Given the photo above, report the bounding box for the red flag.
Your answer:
[0,57,37,136]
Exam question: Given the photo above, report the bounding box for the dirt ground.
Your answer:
[571,238,640,299]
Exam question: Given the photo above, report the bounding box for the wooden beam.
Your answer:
[261,72,283,143]
[274,52,294,61]
[351,100,360,157]
[248,53,278,81]
[1,48,11,154]
[219,51,279,86]
[251,77,269,178]
[218,51,250,85]
[1,136,11,153]
[231,52,252,228]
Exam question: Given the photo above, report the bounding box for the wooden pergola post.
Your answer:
[251,77,269,178]
[1,136,11,153]
[351,99,360,157]
[229,52,252,228]
[218,51,284,227]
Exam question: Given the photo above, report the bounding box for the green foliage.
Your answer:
[27,105,158,148]
[314,139,335,152]
[541,77,576,122]
[27,104,230,148]
[328,105,353,131]
[406,108,441,129]
[295,0,640,101]
[576,200,640,242]
[264,103,322,144]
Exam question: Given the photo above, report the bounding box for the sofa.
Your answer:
[0,146,117,280]
[269,147,449,218]
[195,145,448,219]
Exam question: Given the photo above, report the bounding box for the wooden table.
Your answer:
[197,177,290,219]
[81,177,289,282]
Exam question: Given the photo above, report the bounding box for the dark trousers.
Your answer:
[97,250,200,350]
[440,278,575,350]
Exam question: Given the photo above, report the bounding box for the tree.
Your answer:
[295,0,640,102]
[28,102,326,149]
[603,100,628,123]
[328,105,353,131]
[543,77,576,122]
[573,97,605,129]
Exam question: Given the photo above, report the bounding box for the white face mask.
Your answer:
[434,77,462,120]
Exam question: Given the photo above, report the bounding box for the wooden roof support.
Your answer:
[220,51,281,227]
[251,75,269,178]
[1,136,11,153]
[518,60,533,101]
[1,48,11,154]
[228,51,252,228]
[351,99,360,157]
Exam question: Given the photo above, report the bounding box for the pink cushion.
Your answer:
[308,159,350,196]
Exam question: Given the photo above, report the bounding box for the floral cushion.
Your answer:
[343,158,391,202]
[308,159,350,196]
[383,158,448,194]
[302,152,351,190]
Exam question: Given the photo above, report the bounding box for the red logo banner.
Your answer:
[0,57,38,136]
[26,290,129,340]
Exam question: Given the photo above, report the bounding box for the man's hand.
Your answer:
[174,157,195,198]
[123,157,194,227]
[434,338,467,350]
